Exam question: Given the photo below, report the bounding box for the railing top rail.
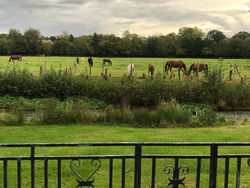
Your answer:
[0,142,250,147]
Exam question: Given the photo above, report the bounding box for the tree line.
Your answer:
[0,27,250,58]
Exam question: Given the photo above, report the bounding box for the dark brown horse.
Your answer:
[165,60,186,75]
[148,64,154,76]
[88,57,93,67]
[103,59,112,65]
[188,63,208,75]
[9,55,22,62]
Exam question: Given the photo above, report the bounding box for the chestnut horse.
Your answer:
[9,55,22,62]
[148,64,154,76]
[165,60,186,75]
[188,63,208,75]
[103,59,112,65]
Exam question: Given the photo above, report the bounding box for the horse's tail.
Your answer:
[205,64,208,71]
[9,57,11,62]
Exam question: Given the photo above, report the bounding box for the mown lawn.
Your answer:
[0,56,250,79]
[0,124,249,187]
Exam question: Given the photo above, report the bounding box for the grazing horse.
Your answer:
[148,64,154,76]
[9,55,22,62]
[188,63,208,75]
[88,57,93,67]
[103,59,112,65]
[165,60,186,75]
[127,63,135,74]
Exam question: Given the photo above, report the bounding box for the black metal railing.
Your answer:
[0,142,249,187]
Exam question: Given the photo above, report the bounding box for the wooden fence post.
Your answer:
[104,69,108,80]
[178,68,181,80]
[40,66,43,76]
[229,70,232,81]
[195,69,199,77]
[102,62,104,75]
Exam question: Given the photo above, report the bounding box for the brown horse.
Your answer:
[9,55,22,62]
[165,60,186,75]
[188,63,208,75]
[103,59,112,65]
[148,64,154,76]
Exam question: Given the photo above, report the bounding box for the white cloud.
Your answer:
[0,0,249,36]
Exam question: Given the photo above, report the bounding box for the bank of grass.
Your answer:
[0,125,249,187]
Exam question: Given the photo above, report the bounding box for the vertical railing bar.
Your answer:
[58,159,61,188]
[31,146,35,188]
[224,157,230,188]
[3,159,7,188]
[44,158,48,188]
[17,158,22,188]
[122,158,126,188]
[236,157,241,188]
[109,158,113,188]
[209,144,218,188]
[173,158,179,188]
[134,144,142,188]
[196,158,201,188]
[151,157,156,188]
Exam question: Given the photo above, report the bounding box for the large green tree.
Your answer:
[23,28,42,55]
[177,27,205,57]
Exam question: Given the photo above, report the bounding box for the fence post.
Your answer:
[40,66,43,76]
[102,62,104,75]
[178,68,180,80]
[105,69,108,80]
[134,144,142,188]
[209,144,218,188]
[229,70,232,80]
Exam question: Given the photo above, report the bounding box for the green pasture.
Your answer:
[0,125,249,187]
[0,56,250,78]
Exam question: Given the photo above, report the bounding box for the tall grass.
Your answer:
[38,100,225,127]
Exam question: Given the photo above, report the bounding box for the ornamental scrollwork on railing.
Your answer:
[164,165,189,187]
[70,159,101,188]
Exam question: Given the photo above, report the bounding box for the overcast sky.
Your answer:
[0,0,249,37]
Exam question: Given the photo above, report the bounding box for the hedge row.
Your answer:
[0,70,249,109]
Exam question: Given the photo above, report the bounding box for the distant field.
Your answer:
[0,56,250,78]
[0,125,249,187]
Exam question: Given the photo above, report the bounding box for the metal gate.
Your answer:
[0,143,249,187]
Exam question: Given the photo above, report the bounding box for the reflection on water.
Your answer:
[220,111,250,122]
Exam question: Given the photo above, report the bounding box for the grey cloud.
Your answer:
[0,0,248,36]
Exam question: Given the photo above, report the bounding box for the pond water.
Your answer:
[219,111,250,122]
